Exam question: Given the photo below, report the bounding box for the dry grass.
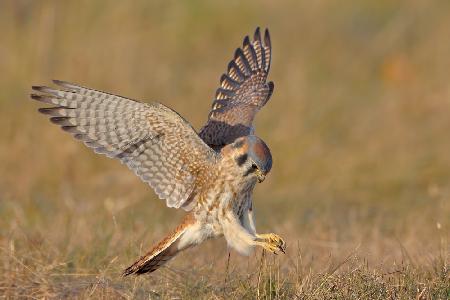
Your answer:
[0,0,449,299]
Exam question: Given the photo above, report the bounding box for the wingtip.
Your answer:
[50,117,69,125]
[243,35,250,47]
[52,79,71,88]
[32,85,56,94]
[30,93,41,101]
[234,47,243,59]
[254,27,261,42]
[265,81,275,105]
[227,60,238,73]
[219,73,227,83]
[264,28,271,48]
[38,107,54,115]
[52,79,66,85]
[52,79,79,91]
[37,107,47,114]
[31,93,54,105]
[32,80,72,91]
[32,85,43,92]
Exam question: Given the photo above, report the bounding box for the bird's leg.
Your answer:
[241,203,256,235]
[241,204,286,254]
[222,210,286,255]
[221,212,259,256]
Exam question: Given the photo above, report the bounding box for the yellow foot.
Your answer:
[256,233,286,254]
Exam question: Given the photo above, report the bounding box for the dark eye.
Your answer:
[251,163,258,170]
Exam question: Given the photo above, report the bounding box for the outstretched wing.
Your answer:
[31,80,218,210]
[199,27,274,150]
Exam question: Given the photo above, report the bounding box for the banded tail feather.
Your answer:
[123,215,196,276]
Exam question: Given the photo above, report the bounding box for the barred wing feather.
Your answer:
[199,27,274,149]
[31,80,217,210]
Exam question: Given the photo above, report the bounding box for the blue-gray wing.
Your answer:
[199,27,274,150]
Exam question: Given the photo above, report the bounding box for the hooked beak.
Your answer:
[256,171,266,183]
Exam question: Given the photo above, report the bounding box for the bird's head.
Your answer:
[221,135,272,183]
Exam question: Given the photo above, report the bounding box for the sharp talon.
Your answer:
[256,233,286,255]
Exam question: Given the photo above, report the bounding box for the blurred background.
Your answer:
[0,0,448,298]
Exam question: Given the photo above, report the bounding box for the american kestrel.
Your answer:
[31,27,285,276]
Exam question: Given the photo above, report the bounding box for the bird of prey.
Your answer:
[31,27,285,276]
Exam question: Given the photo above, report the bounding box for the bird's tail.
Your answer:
[123,214,196,276]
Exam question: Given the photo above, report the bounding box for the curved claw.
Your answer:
[256,240,280,254]
[256,233,286,254]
